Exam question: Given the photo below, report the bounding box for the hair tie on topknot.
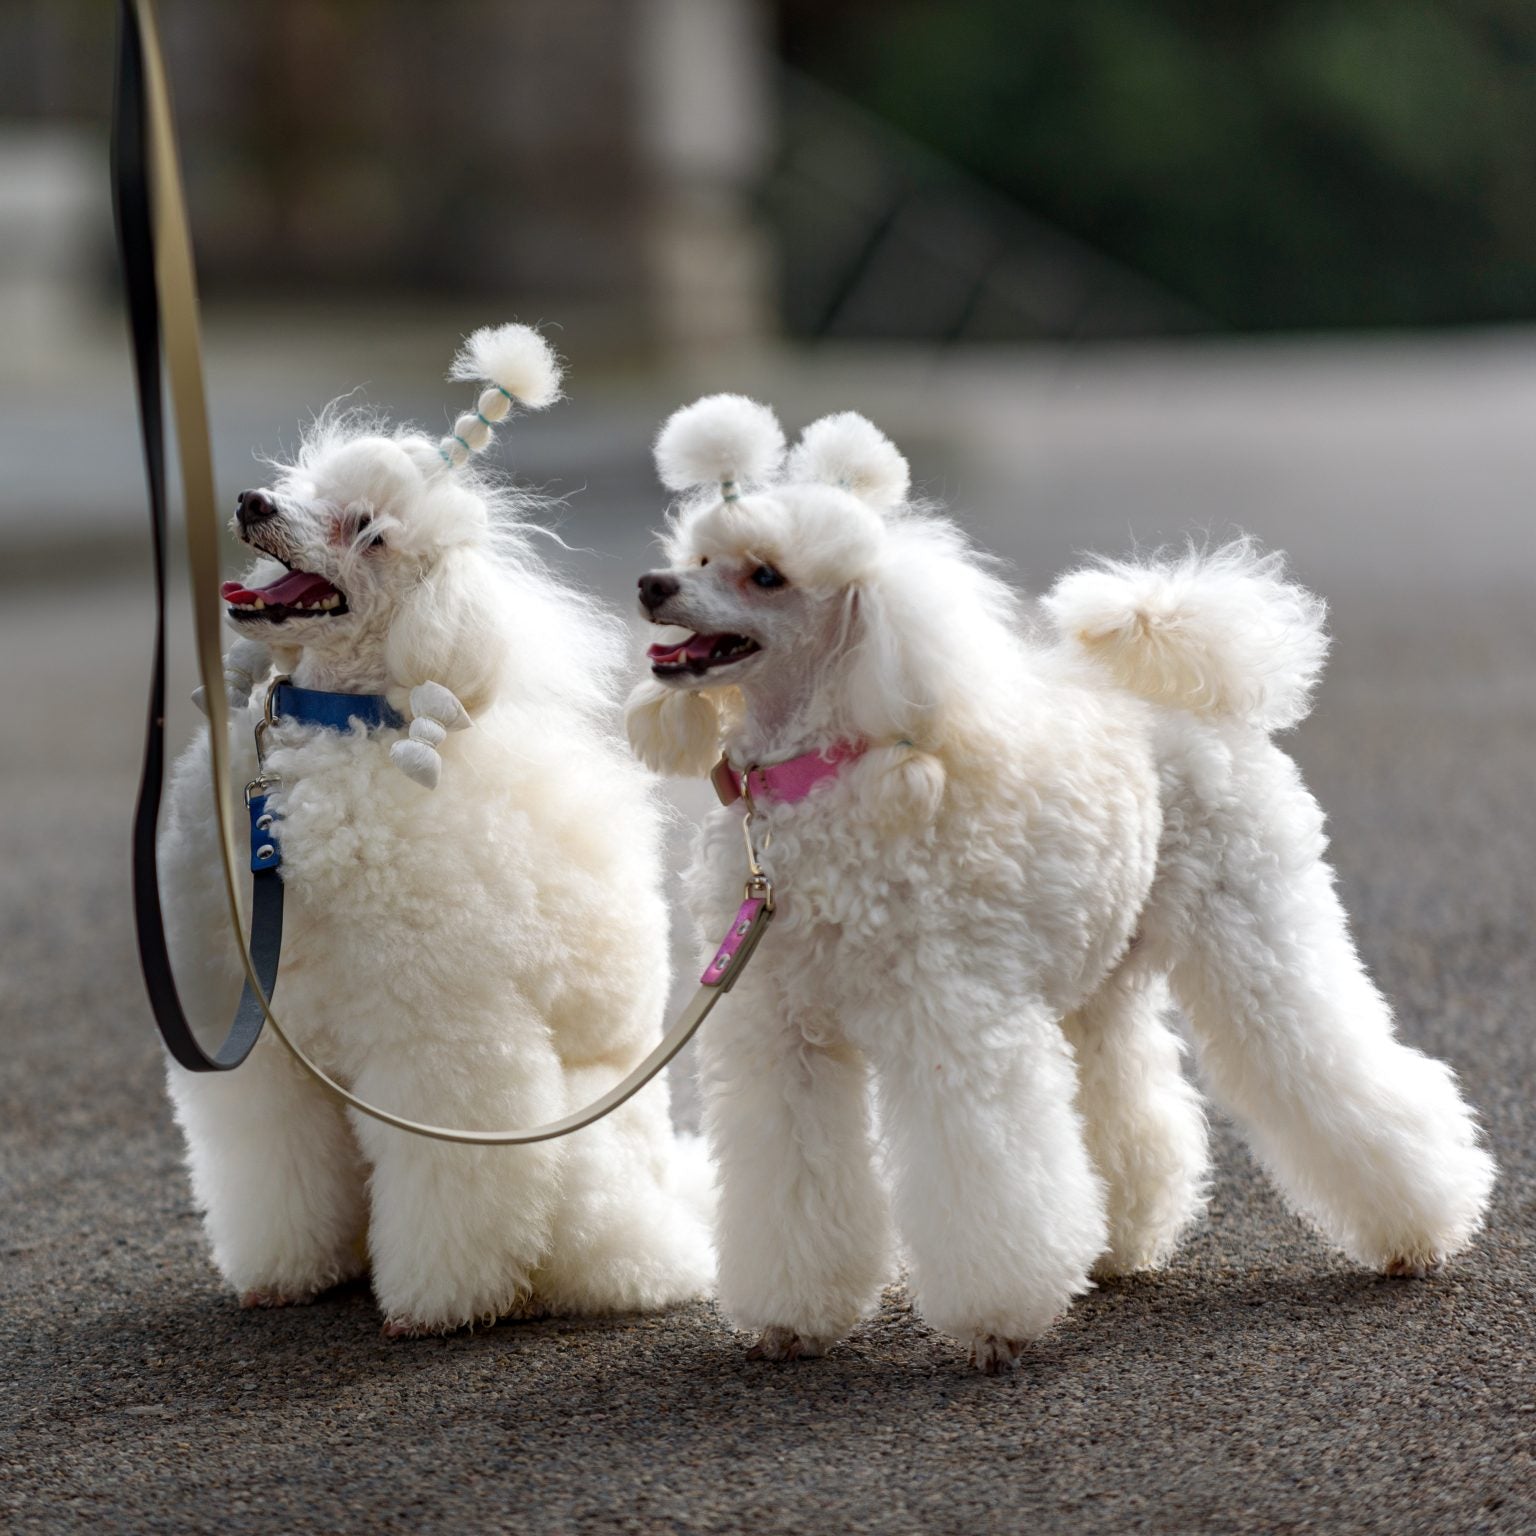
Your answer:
[438,323,563,469]
[654,394,785,502]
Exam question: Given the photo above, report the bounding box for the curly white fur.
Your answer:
[627,396,1495,1372]
[160,337,713,1334]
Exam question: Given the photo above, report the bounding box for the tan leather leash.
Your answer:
[115,0,772,1144]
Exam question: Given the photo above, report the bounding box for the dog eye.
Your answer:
[356,519,387,551]
[750,564,787,589]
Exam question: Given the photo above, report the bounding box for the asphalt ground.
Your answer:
[2,338,1534,1533]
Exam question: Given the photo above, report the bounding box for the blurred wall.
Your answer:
[0,0,774,357]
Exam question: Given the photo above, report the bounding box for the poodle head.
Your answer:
[630,395,1011,780]
[637,397,906,689]
[223,323,563,710]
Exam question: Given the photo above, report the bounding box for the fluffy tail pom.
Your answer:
[1044,540,1329,731]
[438,323,563,469]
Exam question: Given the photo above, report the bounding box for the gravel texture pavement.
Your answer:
[3,339,1534,1534]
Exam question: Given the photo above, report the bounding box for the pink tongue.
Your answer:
[647,633,722,663]
[221,569,340,606]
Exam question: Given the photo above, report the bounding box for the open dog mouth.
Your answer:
[221,564,349,623]
[647,632,761,676]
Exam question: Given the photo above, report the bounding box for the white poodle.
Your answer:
[625,395,1495,1373]
[160,325,713,1335]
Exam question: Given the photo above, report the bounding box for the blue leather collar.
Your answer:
[272,681,404,732]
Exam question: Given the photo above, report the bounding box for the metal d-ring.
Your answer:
[738,766,774,910]
[245,673,291,803]
[251,672,292,773]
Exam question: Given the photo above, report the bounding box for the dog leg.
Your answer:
[1062,966,1210,1277]
[873,999,1106,1371]
[700,984,891,1360]
[167,1038,368,1305]
[530,1064,715,1316]
[347,1038,566,1337]
[1167,755,1495,1273]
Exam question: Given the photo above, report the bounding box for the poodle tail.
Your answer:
[1043,540,1329,731]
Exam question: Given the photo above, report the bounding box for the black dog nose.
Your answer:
[236,488,278,532]
[638,572,680,613]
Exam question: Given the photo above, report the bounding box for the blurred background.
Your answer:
[5,0,1536,577]
[2,0,1533,1073]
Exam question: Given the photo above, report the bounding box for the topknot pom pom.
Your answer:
[654,394,785,498]
[787,412,910,511]
[448,324,563,411]
[438,323,562,469]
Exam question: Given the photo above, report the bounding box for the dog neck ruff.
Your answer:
[115,0,773,1146]
[711,741,866,808]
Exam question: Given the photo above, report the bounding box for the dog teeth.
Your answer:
[251,598,265,610]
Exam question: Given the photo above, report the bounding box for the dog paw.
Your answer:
[501,1291,550,1323]
[968,1334,1027,1375]
[746,1325,826,1363]
[380,1315,458,1340]
[240,1288,317,1310]
[1382,1253,1445,1279]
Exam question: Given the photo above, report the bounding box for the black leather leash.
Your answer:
[115,0,273,1072]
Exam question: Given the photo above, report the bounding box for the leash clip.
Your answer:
[252,673,293,769]
[738,764,775,911]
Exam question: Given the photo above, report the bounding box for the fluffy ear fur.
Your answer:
[787,412,909,511]
[625,679,738,778]
[828,516,1024,754]
[655,395,785,497]
[385,546,509,716]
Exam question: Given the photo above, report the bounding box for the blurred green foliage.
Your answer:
[782,0,1536,328]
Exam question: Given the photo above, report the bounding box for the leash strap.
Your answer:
[117,0,267,1072]
[114,0,772,1143]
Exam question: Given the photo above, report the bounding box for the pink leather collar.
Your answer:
[711,741,866,808]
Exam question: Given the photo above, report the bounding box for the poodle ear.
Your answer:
[385,545,507,716]
[832,583,937,748]
[654,395,785,502]
[787,412,909,511]
[832,593,947,828]
[625,678,739,778]
[437,322,563,470]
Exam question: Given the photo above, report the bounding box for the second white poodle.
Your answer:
[626,394,1495,1373]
